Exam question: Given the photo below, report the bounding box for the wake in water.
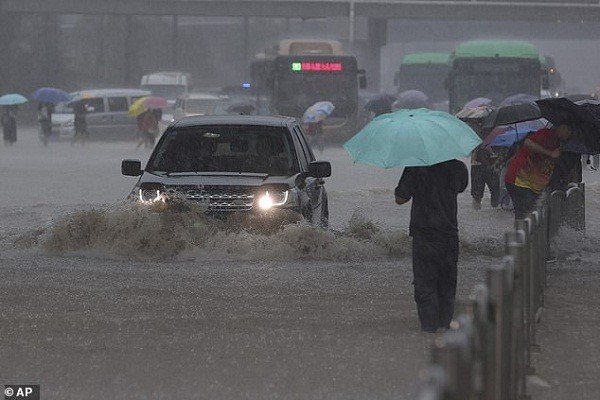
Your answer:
[13,194,549,262]
[15,203,414,261]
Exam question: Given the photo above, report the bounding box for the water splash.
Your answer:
[16,203,521,262]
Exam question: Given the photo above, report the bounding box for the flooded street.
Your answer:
[1,127,599,399]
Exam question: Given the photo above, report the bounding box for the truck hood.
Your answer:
[139,171,297,188]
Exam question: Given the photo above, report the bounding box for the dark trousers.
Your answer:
[412,234,459,333]
[505,182,539,220]
[471,164,500,207]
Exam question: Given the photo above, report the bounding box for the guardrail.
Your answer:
[417,182,585,400]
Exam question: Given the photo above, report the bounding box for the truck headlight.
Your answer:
[138,188,165,204]
[137,183,166,204]
[257,190,289,210]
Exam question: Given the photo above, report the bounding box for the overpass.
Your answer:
[1,0,599,92]
[2,0,600,22]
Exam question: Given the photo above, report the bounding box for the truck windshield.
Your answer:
[148,125,298,176]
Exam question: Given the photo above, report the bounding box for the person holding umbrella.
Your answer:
[504,123,571,219]
[303,101,334,153]
[129,96,167,149]
[395,158,468,333]
[344,109,478,333]
[72,102,89,145]
[1,105,18,146]
[38,102,54,146]
[32,87,71,146]
[0,93,27,146]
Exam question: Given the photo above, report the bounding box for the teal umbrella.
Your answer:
[343,108,481,168]
[0,93,28,105]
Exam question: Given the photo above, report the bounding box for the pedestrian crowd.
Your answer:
[351,92,593,333]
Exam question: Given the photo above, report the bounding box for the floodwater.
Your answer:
[1,127,599,399]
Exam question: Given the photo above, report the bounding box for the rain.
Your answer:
[1,1,600,399]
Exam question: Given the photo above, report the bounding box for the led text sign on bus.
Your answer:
[291,62,343,72]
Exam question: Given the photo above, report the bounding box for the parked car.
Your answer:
[122,115,331,226]
[43,88,151,142]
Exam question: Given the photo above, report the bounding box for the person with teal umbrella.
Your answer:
[344,108,477,333]
[0,93,27,146]
[1,105,18,145]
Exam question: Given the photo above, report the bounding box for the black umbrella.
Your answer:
[537,97,600,152]
[364,94,395,116]
[481,102,542,130]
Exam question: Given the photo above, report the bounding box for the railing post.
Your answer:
[416,365,447,400]
[548,190,565,239]
[487,257,513,400]
[565,183,585,233]
[432,328,472,399]
[506,229,528,399]
[515,217,538,370]
[472,284,494,400]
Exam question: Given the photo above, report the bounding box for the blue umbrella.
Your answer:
[489,126,535,147]
[343,108,481,168]
[0,93,28,105]
[32,87,72,103]
[303,101,335,123]
[484,119,547,146]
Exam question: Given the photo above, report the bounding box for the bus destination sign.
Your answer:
[291,62,343,72]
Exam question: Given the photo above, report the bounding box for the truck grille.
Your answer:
[164,185,255,211]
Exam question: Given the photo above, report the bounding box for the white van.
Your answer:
[140,72,191,106]
[48,88,151,141]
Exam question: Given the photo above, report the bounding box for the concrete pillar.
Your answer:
[367,17,387,92]
[125,15,133,84]
[172,15,179,67]
[0,11,19,91]
[41,13,61,87]
[97,15,107,82]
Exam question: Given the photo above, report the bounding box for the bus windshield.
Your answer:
[397,64,449,103]
[450,59,540,110]
[274,72,357,117]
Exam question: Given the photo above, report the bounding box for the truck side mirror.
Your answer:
[358,69,367,89]
[122,159,142,176]
[308,161,331,178]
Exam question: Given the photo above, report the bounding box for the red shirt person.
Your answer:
[504,124,571,219]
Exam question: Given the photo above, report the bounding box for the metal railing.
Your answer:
[417,183,585,400]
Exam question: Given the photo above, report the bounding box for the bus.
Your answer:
[447,40,545,113]
[250,39,366,139]
[394,52,450,106]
